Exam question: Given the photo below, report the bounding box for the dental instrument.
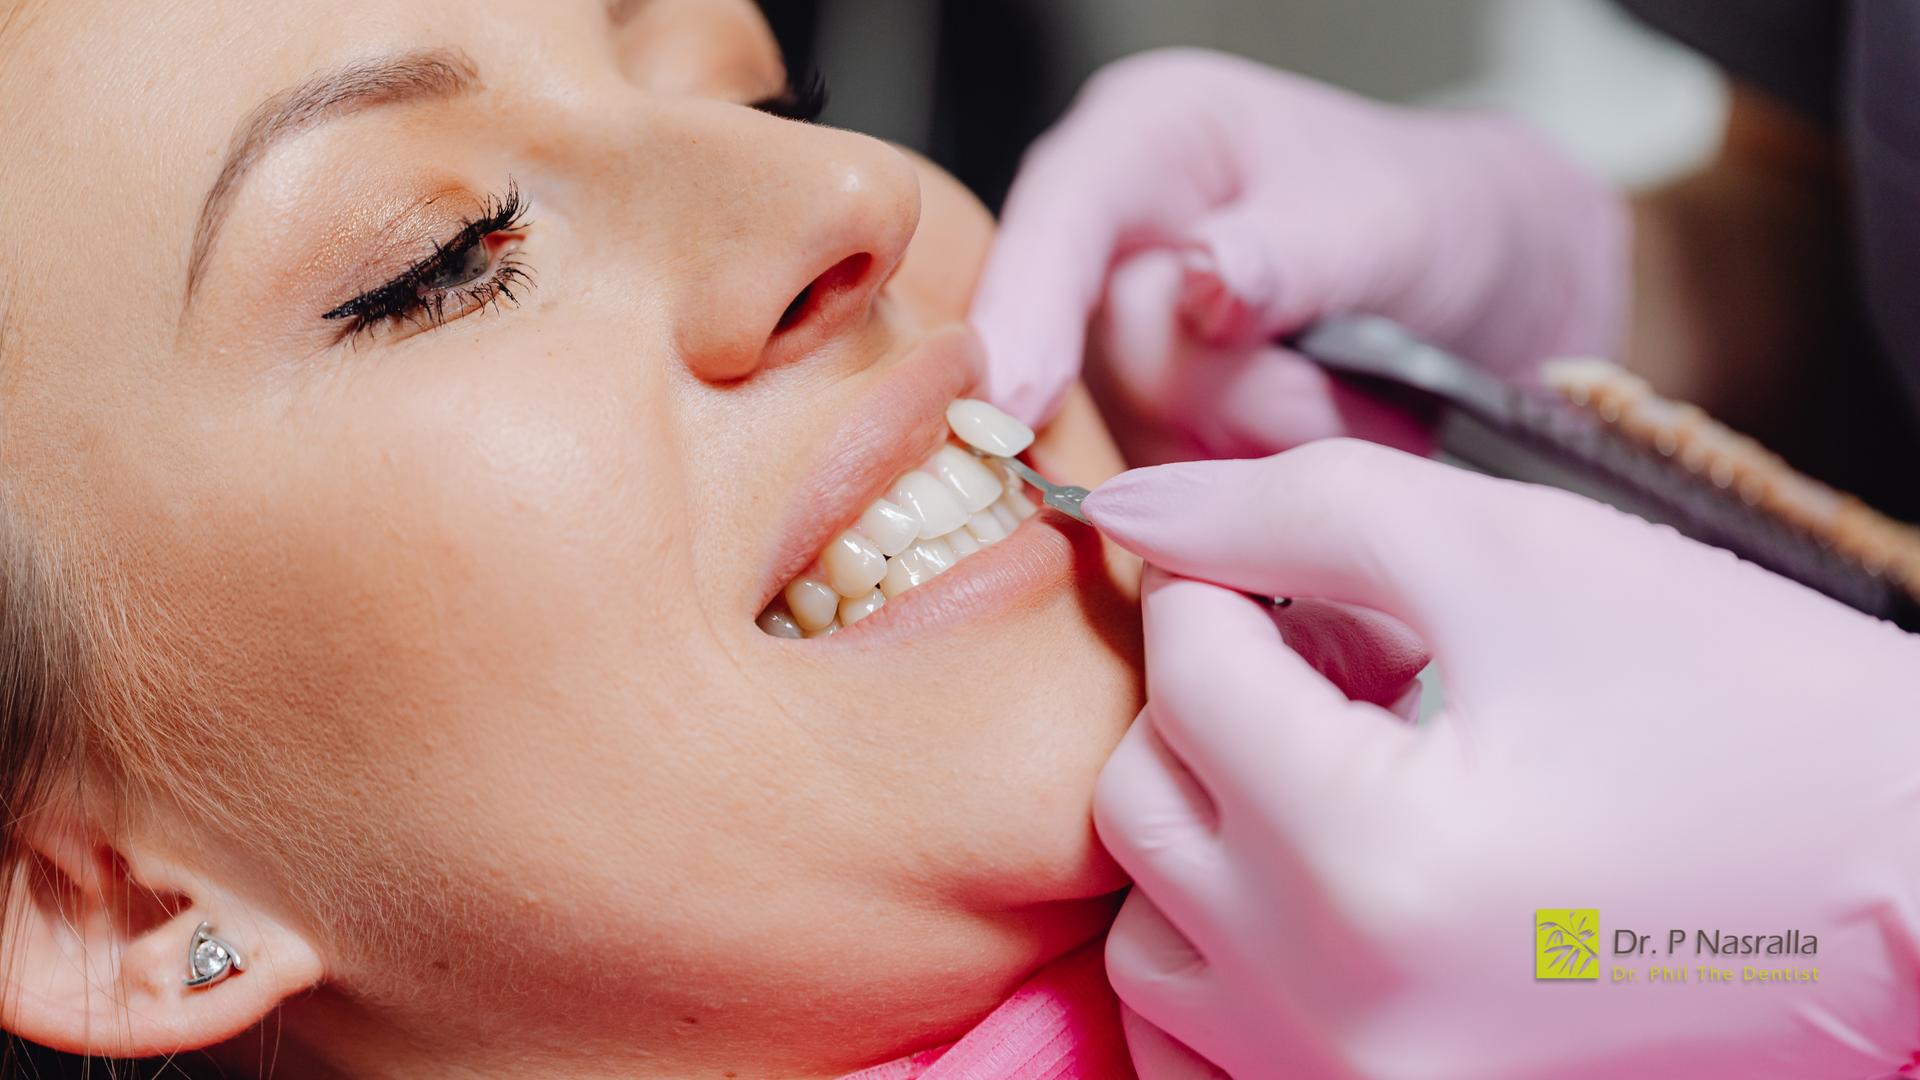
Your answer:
[945,398,1093,523]
[986,457,1091,525]
[1293,314,1920,628]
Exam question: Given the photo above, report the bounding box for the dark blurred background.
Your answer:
[755,0,1727,213]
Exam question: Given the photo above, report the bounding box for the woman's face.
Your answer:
[0,0,1141,1073]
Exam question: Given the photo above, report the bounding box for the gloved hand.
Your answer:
[1085,440,1920,1080]
[969,49,1627,459]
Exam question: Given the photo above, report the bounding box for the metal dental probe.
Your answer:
[991,456,1093,524]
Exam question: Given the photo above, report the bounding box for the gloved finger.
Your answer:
[1165,343,1433,458]
[1095,706,1223,884]
[969,60,1241,427]
[1119,1005,1232,1080]
[1105,889,1228,1056]
[1083,440,1531,655]
[1095,248,1188,420]
[1179,202,1392,349]
[1140,567,1418,837]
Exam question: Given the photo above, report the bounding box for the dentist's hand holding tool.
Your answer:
[968,49,1625,457]
[1084,441,1920,1080]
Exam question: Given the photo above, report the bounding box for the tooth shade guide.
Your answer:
[946,399,1035,457]
[1542,357,1920,602]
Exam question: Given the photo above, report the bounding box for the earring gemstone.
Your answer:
[184,922,247,988]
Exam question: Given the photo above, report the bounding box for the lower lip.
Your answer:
[806,508,1093,644]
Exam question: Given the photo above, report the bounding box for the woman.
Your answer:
[0,0,1150,1074]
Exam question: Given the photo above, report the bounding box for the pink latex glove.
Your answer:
[969,49,1627,459]
[1084,440,1920,1080]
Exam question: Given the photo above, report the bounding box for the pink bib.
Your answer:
[839,940,1136,1080]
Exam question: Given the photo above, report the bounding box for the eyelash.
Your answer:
[751,73,828,122]
[323,183,533,340]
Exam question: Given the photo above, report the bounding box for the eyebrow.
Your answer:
[185,48,481,302]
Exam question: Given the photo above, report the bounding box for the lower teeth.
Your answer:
[757,452,1037,638]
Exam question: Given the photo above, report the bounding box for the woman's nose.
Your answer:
[641,102,923,383]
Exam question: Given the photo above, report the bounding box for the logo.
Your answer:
[1536,909,1600,979]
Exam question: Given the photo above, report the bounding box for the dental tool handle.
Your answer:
[1294,316,1920,629]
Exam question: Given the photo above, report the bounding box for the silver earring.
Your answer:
[184,922,246,989]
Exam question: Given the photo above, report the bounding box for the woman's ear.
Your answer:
[1,815,323,1059]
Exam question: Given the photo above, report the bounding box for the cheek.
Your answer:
[125,331,744,858]
[888,153,997,324]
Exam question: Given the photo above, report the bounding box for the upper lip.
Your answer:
[754,324,983,613]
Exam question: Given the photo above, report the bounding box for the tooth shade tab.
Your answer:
[947,399,1034,457]
[927,445,1004,513]
[823,531,888,596]
[890,471,969,539]
[839,589,886,626]
[857,498,919,557]
[785,577,840,632]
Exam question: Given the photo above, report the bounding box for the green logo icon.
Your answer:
[1536,909,1600,979]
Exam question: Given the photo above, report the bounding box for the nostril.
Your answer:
[777,284,813,331]
[774,253,874,335]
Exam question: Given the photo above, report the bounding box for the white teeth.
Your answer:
[881,544,940,597]
[879,555,920,598]
[910,536,957,573]
[838,588,886,626]
[946,399,1034,457]
[822,530,888,597]
[966,510,1007,544]
[927,445,1005,513]
[757,607,803,639]
[784,576,841,633]
[889,471,969,539]
[761,399,1050,638]
[856,498,920,557]
[1000,487,1037,520]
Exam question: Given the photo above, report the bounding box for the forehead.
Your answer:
[0,0,772,296]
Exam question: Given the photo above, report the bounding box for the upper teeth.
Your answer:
[758,401,1039,638]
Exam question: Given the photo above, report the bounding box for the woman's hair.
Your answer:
[0,317,92,1006]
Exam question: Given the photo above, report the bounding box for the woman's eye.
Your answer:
[322,183,533,342]
[424,238,493,292]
